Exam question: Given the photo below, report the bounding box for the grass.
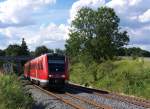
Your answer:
[0,74,33,109]
[70,58,150,99]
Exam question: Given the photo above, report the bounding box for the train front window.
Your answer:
[48,60,65,73]
[48,55,65,73]
[49,63,65,73]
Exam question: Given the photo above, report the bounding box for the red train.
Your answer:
[24,53,69,87]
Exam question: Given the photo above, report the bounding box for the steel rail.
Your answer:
[103,93,150,108]
[65,92,112,109]
[94,92,150,108]
[33,85,85,109]
[68,83,150,108]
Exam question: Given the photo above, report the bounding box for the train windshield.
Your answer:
[48,56,65,73]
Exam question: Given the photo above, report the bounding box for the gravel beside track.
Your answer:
[33,85,112,109]
[66,83,149,109]
[23,81,73,109]
[22,80,149,109]
[54,92,112,109]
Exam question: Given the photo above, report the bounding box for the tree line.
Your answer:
[0,7,150,60]
[0,38,65,74]
[0,38,149,58]
[0,38,65,57]
[117,47,150,57]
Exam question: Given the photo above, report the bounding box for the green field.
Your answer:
[0,74,33,109]
[70,58,150,99]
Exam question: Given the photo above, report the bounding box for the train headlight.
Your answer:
[49,75,52,77]
[61,75,65,78]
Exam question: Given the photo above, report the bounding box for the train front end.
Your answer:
[47,54,69,88]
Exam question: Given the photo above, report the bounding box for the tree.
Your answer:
[48,49,54,54]
[0,49,5,56]
[5,44,22,56]
[126,47,150,57]
[30,51,35,56]
[35,45,49,56]
[20,38,30,56]
[142,49,150,57]
[4,38,30,56]
[65,7,129,62]
[55,48,65,55]
[0,49,5,67]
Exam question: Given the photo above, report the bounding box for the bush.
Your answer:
[70,59,150,99]
[0,74,33,109]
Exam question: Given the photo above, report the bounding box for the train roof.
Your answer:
[46,53,65,57]
[25,53,65,65]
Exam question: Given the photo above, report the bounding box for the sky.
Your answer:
[0,0,150,51]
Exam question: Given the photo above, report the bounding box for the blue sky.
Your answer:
[0,0,150,51]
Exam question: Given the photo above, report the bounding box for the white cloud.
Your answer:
[139,9,150,23]
[0,0,56,27]
[68,0,150,51]
[128,44,150,51]
[69,0,105,23]
[0,0,150,51]
[69,0,150,25]
[124,25,150,47]
[0,0,70,50]
[0,23,68,50]
[105,0,150,51]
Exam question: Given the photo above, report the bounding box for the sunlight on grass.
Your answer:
[70,59,150,99]
[0,74,33,109]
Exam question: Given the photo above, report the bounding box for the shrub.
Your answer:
[0,74,33,109]
[70,59,150,99]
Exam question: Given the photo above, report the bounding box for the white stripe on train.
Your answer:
[30,77,48,83]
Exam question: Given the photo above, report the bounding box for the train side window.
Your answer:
[39,63,40,70]
[35,64,37,69]
[40,63,42,70]
[32,64,34,69]
[39,62,41,70]
[39,63,41,70]
[40,63,43,70]
[34,64,35,69]
[34,64,36,69]
[31,64,33,69]
[27,65,29,72]
[33,64,35,69]
[35,64,36,69]
[37,63,39,70]
[36,63,39,69]
[26,65,28,72]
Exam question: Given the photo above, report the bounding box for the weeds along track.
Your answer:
[68,83,150,109]
[33,85,112,109]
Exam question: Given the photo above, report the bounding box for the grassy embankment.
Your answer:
[0,74,33,109]
[70,58,150,99]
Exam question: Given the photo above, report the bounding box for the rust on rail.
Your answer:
[33,85,85,109]
[69,83,150,108]
[66,92,112,109]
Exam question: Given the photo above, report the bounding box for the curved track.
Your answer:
[68,83,150,109]
[33,84,112,109]
[22,80,150,109]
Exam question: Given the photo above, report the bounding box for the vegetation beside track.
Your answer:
[0,74,33,109]
[70,58,150,99]
[66,6,150,99]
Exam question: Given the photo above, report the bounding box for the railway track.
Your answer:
[68,83,150,109]
[22,79,149,109]
[33,84,112,109]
